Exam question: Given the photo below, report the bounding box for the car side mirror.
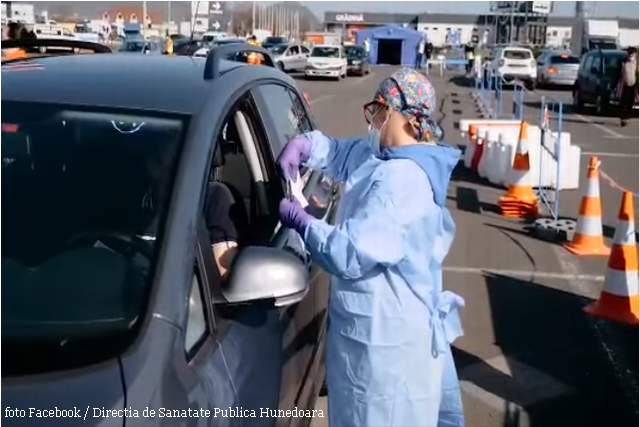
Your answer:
[217,246,309,307]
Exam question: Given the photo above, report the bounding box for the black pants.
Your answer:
[620,86,637,122]
[415,54,423,69]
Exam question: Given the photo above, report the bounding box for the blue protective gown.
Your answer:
[300,130,465,427]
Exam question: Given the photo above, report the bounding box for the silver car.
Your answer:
[536,52,580,88]
[271,44,311,72]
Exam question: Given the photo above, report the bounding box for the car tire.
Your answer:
[277,61,285,72]
[526,80,535,91]
[572,88,584,112]
[595,94,609,115]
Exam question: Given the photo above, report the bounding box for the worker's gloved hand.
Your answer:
[277,135,312,181]
[279,196,313,235]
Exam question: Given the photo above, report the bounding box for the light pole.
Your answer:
[252,1,256,34]
[141,0,147,38]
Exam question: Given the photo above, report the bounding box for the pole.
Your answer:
[509,2,515,44]
[141,0,147,38]
[296,11,300,42]
[251,1,256,34]
[167,1,171,24]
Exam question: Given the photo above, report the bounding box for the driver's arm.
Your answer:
[205,182,240,280]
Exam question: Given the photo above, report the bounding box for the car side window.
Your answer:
[253,84,313,157]
[583,54,594,73]
[289,46,300,55]
[185,271,208,359]
[300,46,310,54]
[591,53,602,73]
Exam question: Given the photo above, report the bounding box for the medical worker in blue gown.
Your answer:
[278,68,465,427]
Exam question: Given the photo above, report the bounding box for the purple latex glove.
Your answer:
[279,196,313,234]
[277,135,312,181]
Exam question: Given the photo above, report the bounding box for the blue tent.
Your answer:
[356,26,425,66]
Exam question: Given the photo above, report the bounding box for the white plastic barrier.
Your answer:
[458,119,522,135]
[466,125,581,190]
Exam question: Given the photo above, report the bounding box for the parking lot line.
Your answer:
[582,151,640,158]
[443,266,604,282]
[573,113,629,139]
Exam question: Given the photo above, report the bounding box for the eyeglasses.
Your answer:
[363,101,385,124]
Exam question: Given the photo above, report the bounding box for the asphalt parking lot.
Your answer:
[296,66,638,427]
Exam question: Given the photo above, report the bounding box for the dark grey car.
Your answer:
[344,45,370,77]
[1,40,335,427]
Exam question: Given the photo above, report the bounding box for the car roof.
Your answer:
[502,46,532,51]
[1,54,245,114]
[313,44,340,49]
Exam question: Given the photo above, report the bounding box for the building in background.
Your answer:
[324,12,419,43]
[2,1,35,25]
[325,8,638,50]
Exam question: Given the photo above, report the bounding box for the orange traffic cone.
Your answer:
[563,157,609,256]
[498,121,539,218]
[469,124,478,142]
[584,191,639,325]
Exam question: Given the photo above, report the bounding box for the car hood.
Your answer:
[1,360,125,427]
[308,57,342,66]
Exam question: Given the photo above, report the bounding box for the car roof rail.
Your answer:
[203,42,275,80]
[1,38,112,54]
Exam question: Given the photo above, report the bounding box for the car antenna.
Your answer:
[189,0,201,45]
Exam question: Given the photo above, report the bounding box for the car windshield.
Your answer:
[550,55,580,64]
[311,47,339,58]
[1,101,185,376]
[504,50,532,60]
[269,44,289,54]
[119,41,146,52]
[344,46,365,57]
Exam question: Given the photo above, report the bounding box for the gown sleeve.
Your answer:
[302,130,373,183]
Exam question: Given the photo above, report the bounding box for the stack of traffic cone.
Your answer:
[584,191,639,325]
[498,121,539,218]
[563,157,610,256]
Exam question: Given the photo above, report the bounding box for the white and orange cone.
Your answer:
[498,121,539,218]
[584,191,639,325]
[563,157,609,256]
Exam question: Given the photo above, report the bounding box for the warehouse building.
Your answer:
[324,11,639,49]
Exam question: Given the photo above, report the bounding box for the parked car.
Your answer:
[305,45,347,80]
[271,43,311,72]
[344,45,370,76]
[173,39,208,56]
[573,49,638,114]
[263,36,289,51]
[118,40,163,55]
[536,52,580,88]
[1,39,336,427]
[193,37,246,58]
[490,46,537,89]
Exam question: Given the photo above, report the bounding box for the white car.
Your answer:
[271,44,312,72]
[490,46,537,89]
[305,45,347,80]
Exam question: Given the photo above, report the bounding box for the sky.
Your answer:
[295,1,639,19]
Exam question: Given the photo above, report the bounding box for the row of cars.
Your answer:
[270,43,371,80]
[118,34,371,81]
[489,45,637,114]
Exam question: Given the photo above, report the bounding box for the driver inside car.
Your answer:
[144,150,242,280]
